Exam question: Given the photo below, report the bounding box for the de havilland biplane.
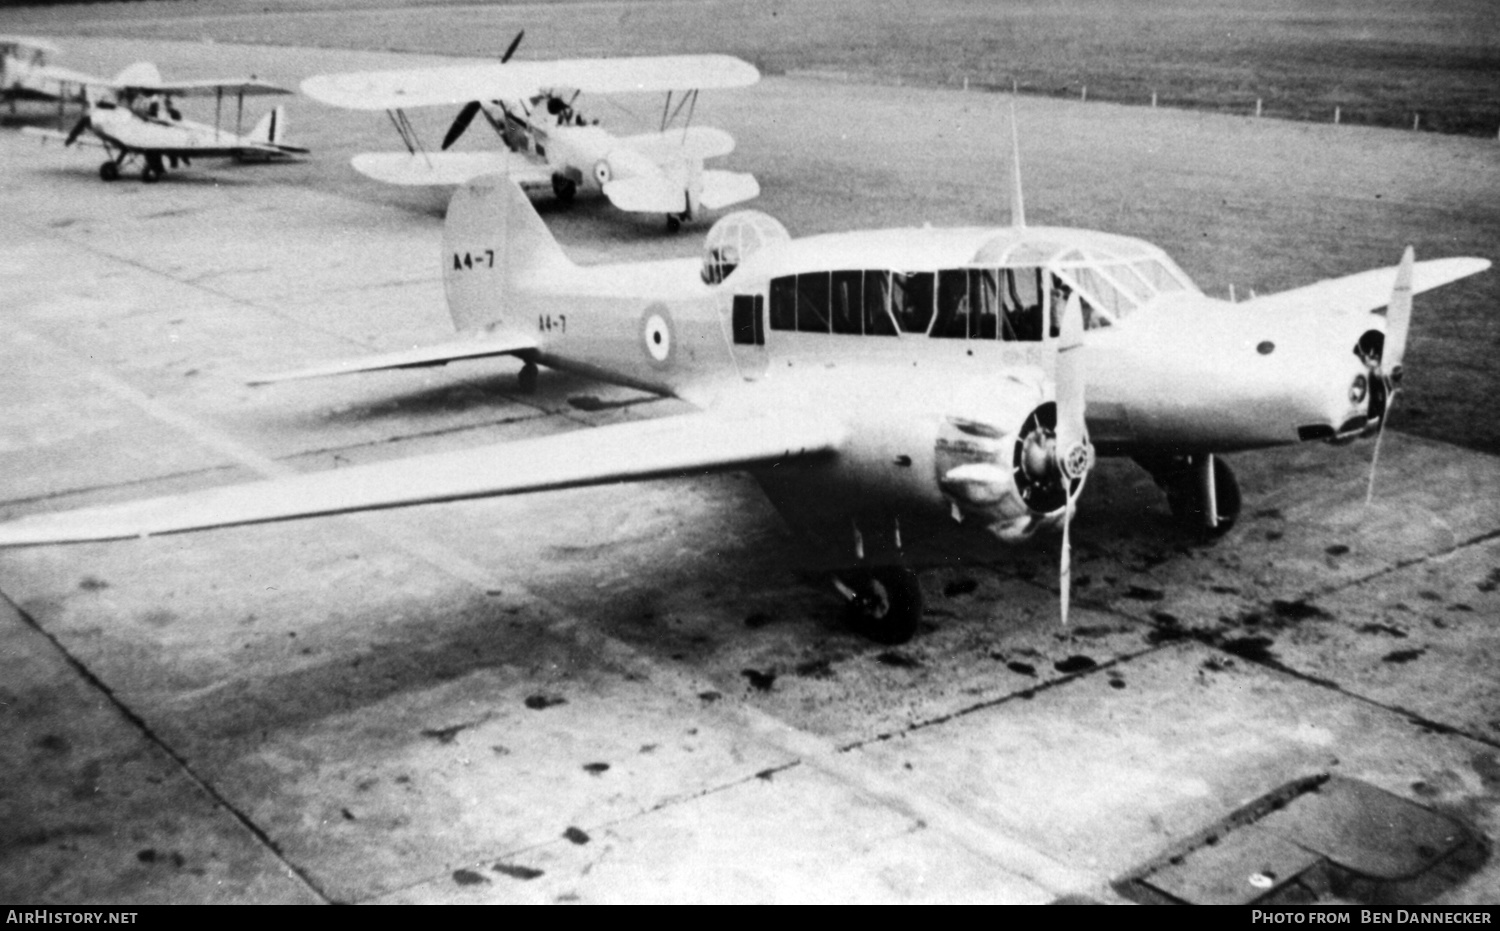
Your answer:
[23,62,308,182]
[0,156,1488,643]
[0,36,107,113]
[300,31,760,230]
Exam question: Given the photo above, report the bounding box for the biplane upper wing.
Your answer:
[0,408,843,546]
[1242,256,1491,316]
[302,54,759,111]
[116,77,293,98]
[248,331,540,384]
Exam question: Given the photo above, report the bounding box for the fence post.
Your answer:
[1255,98,1262,117]
[1081,85,1087,102]
[1413,113,1420,131]
[1151,90,1157,108]
[1334,106,1341,124]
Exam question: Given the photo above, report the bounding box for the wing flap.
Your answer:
[247,332,539,385]
[1243,257,1491,316]
[0,410,844,546]
[351,150,549,187]
[302,55,758,111]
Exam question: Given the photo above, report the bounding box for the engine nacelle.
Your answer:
[937,402,1081,543]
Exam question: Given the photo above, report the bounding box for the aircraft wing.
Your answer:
[0,409,844,546]
[1243,257,1491,316]
[619,126,736,163]
[116,78,293,98]
[248,332,540,384]
[603,175,687,214]
[351,150,551,187]
[302,55,759,111]
[697,170,760,210]
[21,125,105,149]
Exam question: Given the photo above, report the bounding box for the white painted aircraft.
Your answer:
[300,32,760,230]
[0,169,1488,643]
[23,62,308,182]
[0,36,107,112]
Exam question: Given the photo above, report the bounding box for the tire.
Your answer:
[141,164,162,184]
[551,174,576,203]
[1163,456,1241,537]
[845,566,923,644]
[666,214,682,233]
[516,362,538,394]
[99,161,119,182]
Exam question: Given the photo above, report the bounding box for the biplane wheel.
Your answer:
[1140,454,1241,538]
[516,361,538,394]
[140,164,163,184]
[98,160,119,182]
[666,214,682,233]
[551,174,576,203]
[842,566,923,644]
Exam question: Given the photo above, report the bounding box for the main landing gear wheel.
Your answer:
[665,214,682,233]
[840,566,923,645]
[99,160,120,182]
[1139,454,1242,538]
[141,164,163,184]
[551,174,576,203]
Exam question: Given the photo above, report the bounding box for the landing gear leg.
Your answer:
[835,565,923,644]
[1137,453,1242,537]
[141,154,164,184]
[516,361,538,394]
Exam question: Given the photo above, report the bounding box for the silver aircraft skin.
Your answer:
[0,166,1487,642]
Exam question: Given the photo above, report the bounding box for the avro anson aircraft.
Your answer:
[24,62,308,182]
[301,33,760,230]
[0,169,1487,643]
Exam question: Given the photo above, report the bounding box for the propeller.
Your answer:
[1365,246,1414,506]
[441,29,524,151]
[64,115,90,146]
[1054,292,1093,625]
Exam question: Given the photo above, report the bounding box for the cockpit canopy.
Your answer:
[702,210,791,284]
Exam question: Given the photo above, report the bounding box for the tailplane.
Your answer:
[250,105,285,145]
[442,173,573,332]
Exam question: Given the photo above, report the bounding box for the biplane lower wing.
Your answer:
[618,126,735,163]
[1243,257,1491,316]
[603,169,759,214]
[697,169,761,210]
[247,332,540,385]
[0,409,845,546]
[351,150,551,187]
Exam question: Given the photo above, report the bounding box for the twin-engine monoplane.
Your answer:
[0,164,1488,643]
[301,33,760,230]
[23,62,308,182]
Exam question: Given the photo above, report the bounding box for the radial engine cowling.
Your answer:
[937,402,1087,543]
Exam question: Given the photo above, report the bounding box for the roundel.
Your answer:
[593,159,612,186]
[640,305,675,368]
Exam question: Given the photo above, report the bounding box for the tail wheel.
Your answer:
[842,566,922,644]
[99,160,119,182]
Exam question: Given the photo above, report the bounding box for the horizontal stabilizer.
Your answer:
[247,332,539,385]
[603,175,687,214]
[697,170,760,210]
[1243,257,1491,316]
[351,150,549,187]
[0,410,844,546]
[619,126,735,163]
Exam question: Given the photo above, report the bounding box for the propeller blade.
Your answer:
[1055,292,1087,456]
[64,116,89,146]
[1060,493,1073,626]
[500,29,525,64]
[442,100,483,150]
[1383,246,1414,381]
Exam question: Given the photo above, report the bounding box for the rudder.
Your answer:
[442,173,571,333]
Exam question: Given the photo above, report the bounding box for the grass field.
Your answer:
[5,0,1499,135]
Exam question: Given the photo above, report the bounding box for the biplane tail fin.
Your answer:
[442,172,572,333]
[249,105,285,145]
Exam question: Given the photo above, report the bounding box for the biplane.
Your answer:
[301,33,760,230]
[23,62,308,182]
[0,160,1486,644]
[0,35,106,113]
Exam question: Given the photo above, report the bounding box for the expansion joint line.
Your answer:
[1,592,333,903]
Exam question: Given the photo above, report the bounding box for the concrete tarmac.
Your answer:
[2,37,1499,905]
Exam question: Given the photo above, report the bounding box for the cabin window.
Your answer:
[1070,267,1130,323]
[770,276,797,331]
[1001,267,1045,341]
[732,294,764,345]
[831,270,863,335]
[891,272,935,334]
[930,269,971,339]
[1134,258,1187,293]
[863,272,899,336]
[796,272,832,333]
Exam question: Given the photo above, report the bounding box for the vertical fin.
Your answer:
[1009,98,1026,228]
[441,173,571,333]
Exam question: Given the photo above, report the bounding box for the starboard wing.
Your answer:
[0,410,844,546]
[618,126,736,163]
[697,170,760,210]
[350,150,550,187]
[116,78,293,98]
[302,55,759,111]
[1242,257,1491,316]
[248,332,540,385]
